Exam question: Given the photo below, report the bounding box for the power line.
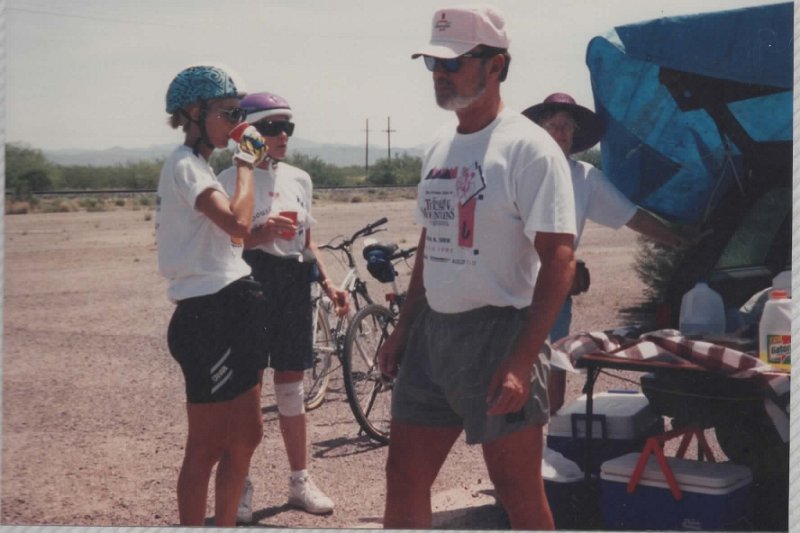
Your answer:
[363,119,371,178]
[7,6,182,28]
[383,117,396,161]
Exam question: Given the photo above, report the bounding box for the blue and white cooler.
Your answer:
[547,391,664,474]
[600,452,753,530]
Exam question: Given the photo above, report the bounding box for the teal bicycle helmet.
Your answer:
[165,65,245,114]
[166,65,246,155]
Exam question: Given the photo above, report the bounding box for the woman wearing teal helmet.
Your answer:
[157,64,269,526]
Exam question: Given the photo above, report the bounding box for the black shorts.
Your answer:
[167,277,267,404]
[243,250,313,372]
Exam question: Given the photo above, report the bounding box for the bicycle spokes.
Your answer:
[343,304,396,445]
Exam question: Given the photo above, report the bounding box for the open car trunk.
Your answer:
[585,2,792,323]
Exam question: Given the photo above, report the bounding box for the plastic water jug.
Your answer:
[759,290,791,370]
[679,282,725,335]
[772,270,791,297]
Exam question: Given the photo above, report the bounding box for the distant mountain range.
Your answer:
[43,138,424,168]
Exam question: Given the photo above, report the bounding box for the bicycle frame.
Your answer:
[341,244,416,443]
[304,218,389,410]
[345,249,414,381]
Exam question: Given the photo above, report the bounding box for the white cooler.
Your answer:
[547,391,664,474]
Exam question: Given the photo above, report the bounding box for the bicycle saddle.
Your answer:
[362,242,398,260]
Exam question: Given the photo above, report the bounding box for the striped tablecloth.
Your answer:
[552,327,790,442]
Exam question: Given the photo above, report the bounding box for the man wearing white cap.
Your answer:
[377,5,576,530]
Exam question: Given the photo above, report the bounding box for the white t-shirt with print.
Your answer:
[570,159,637,249]
[155,145,251,302]
[417,109,576,314]
[218,161,315,259]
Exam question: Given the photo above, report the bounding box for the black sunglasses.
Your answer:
[216,107,246,124]
[253,120,295,137]
[423,49,498,73]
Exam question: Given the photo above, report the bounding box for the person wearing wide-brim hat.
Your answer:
[523,93,689,414]
[523,92,605,154]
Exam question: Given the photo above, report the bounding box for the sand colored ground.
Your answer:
[3,200,710,527]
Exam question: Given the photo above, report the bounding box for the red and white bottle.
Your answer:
[759,289,791,370]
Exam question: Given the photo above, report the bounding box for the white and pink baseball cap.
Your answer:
[412,5,510,59]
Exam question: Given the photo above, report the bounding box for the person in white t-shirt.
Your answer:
[377,6,576,530]
[217,92,346,522]
[523,92,688,413]
[156,64,269,526]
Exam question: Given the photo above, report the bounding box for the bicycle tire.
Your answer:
[343,303,396,444]
[304,298,334,410]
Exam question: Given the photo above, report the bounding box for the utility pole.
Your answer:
[383,116,396,161]
[363,118,370,178]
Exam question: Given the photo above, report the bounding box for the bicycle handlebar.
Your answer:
[389,246,417,261]
[320,218,389,252]
[352,217,388,241]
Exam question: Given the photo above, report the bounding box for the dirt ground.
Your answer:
[2,199,710,528]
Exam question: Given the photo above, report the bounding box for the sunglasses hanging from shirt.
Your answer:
[253,120,295,137]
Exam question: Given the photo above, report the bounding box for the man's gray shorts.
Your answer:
[391,303,550,444]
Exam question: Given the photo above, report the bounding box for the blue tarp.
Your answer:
[586,2,793,225]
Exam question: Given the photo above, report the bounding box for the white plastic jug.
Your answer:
[772,270,791,297]
[679,282,726,335]
[759,290,791,370]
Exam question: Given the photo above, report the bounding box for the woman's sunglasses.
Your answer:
[423,49,497,73]
[254,120,295,137]
[216,107,246,124]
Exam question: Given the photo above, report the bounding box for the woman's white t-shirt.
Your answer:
[417,109,577,314]
[155,145,251,302]
[217,161,315,260]
[570,159,637,249]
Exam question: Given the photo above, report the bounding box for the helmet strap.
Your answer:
[190,101,215,157]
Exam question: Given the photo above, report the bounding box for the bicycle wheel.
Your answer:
[304,295,334,410]
[343,303,395,444]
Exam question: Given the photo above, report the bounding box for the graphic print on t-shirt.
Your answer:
[422,163,486,250]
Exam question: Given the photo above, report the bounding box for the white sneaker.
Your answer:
[236,476,254,523]
[288,473,334,514]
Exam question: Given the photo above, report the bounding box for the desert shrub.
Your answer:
[366,154,422,186]
[79,197,108,212]
[6,201,30,215]
[137,195,154,207]
[633,235,686,301]
[287,153,347,187]
[41,200,72,213]
[6,144,57,199]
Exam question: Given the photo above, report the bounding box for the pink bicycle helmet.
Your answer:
[240,92,293,123]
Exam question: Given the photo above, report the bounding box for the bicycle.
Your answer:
[303,217,391,410]
[342,241,416,444]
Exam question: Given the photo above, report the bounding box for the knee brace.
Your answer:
[274,380,305,417]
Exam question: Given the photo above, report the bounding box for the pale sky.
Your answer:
[6,0,787,152]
